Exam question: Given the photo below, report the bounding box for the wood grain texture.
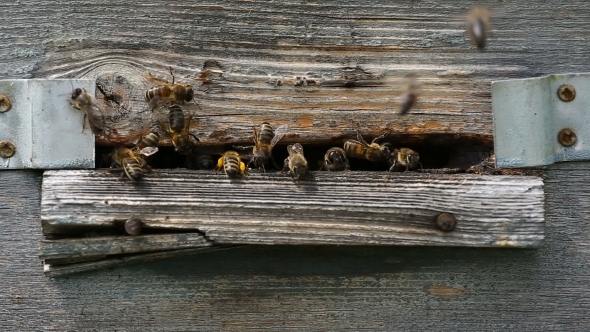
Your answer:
[39,233,212,261]
[3,165,590,331]
[3,0,590,329]
[12,0,586,147]
[42,246,241,278]
[41,170,545,248]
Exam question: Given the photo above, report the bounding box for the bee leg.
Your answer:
[81,113,87,133]
[388,160,397,172]
[189,133,200,143]
[192,100,203,111]
[372,132,389,144]
[169,66,175,84]
[281,158,290,174]
[355,131,369,145]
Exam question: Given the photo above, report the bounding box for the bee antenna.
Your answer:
[169,66,175,84]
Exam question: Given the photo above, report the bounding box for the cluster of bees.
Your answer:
[68,6,490,182]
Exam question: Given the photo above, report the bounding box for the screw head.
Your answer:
[436,212,456,232]
[0,94,12,113]
[125,217,143,236]
[558,128,577,147]
[557,84,576,102]
[0,141,16,158]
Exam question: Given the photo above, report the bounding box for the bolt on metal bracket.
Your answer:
[492,73,590,168]
[0,79,95,169]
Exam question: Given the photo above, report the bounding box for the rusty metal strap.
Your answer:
[0,79,95,169]
[492,73,590,168]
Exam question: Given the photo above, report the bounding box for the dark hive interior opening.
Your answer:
[95,134,493,172]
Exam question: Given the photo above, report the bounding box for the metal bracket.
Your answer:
[0,79,95,169]
[492,73,590,168]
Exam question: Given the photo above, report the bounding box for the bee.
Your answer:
[215,151,247,178]
[195,154,215,170]
[323,147,350,171]
[282,143,309,180]
[388,148,420,172]
[111,146,158,181]
[185,152,216,170]
[249,122,290,171]
[400,75,418,115]
[467,5,490,49]
[164,104,199,155]
[134,132,160,151]
[69,87,106,134]
[343,132,391,163]
[144,67,195,109]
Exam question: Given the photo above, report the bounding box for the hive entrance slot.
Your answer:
[95,134,494,173]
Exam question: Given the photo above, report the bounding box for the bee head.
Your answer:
[380,143,392,155]
[407,151,420,167]
[71,88,82,100]
[174,137,193,155]
[328,150,343,163]
[184,85,194,102]
[293,165,307,178]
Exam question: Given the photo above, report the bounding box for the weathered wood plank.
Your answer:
[25,0,569,147]
[4,0,590,329]
[42,246,242,278]
[39,233,211,261]
[4,165,590,331]
[41,170,545,247]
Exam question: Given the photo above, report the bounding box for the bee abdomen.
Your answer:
[224,156,242,177]
[137,132,160,149]
[343,141,363,159]
[87,106,106,134]
[145,85,172,102]
[469,18,487,48]
[123,158,143,181]
[168,105,185,131]
[258,123,275,144]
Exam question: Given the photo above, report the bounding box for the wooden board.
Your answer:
[4,0,590,329]
[3,165,590,330]
[25,1,544,148]
[41,170,545,248]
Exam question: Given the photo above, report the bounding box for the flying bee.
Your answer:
[323,147,350,171]
[282,143,309,180]
[111,146,158,181]
[343,132,391,163]
[163,104,199,155]
[144,67,195,109]
[388,148,420,172]
[215,150,247,178]
[467,5,491,49]
[249,122,290,171]
[69,87,106,134]
[400,74,418,115]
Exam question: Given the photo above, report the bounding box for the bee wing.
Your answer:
[152,104,171,131]
[138,146,159,157]
[143,72,170,85]
[287,143,304,157]
[269,124,290,148]
[291,143,304,154]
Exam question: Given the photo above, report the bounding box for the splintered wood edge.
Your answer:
[41,170,545,248]
[39,233,212,261]
[42,245,244,278]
